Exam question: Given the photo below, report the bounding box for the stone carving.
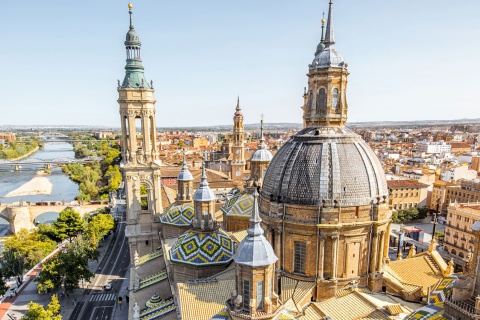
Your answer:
[133,303,140,319]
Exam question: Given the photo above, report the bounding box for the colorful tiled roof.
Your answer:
[210,308,232,320]
[139,297,176,320]
[221,193,253,216]
[138,270,168,290]
[170,229,235,266]
[405,303,445,320]
[160,203,194,226]
[137,249,163,266]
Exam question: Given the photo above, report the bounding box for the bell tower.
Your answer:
[231,97,246,180]
[302,0,349,128]
[118,3,162,259]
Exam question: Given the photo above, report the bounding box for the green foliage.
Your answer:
[23,294,62,320]
[86,214,115,246]
[36,241,94,294]
[52,209,85,241]
[0,140,38,160]
[2,229,56,273]
[392,207,420,223]
[64,139,121,201]
[0,250,26,278]
[0,269,7,296]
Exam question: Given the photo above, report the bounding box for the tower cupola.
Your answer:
[177,152,194,203]
[121,3,151,89]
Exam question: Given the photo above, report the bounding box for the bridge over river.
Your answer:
[0,156,101,170]
[0,202,108,234]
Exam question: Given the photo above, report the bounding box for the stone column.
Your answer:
[331,235,339,280]
[377,231,385,272]
[128,115,137,156]
[318,236,325,279]
[121,113,128,159]
[274,230,282,269]
[142,115,150,159]
[384,223,391,259]
[370,231,378,274]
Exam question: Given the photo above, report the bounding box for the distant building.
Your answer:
[445,179,480,205]
[0,132,15,142]
[449,142,471,154]
[387,179,429,210]
[417,141,451,154]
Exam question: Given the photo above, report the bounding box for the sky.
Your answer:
[2,0,480,128]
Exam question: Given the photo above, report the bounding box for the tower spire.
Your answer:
[324,0,335,46]
[121,3,150,89]
[258,115,266,149]
[314,12,327,56]
[236,96,241,112]
[247,190,264,237]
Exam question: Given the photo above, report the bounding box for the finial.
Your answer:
[247,190,264,237]
[236,96,241,111]
[321,12,326,43]
[200,152,208,186]
[259,114,265,147]
[128,3,134,29]
[324,0,335,46]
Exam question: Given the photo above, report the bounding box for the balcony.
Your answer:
[453,234,459,239]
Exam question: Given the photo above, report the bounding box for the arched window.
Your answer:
[317,88,326,112]
[332,88,339,109]
[459,252,464,258]
[140,185,149,210]
[451,249,457,255]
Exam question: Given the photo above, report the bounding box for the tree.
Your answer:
[52,209,85,242]
[3,229,56,269]
[86,214,115,245]
[0,249,26,278]
[36,242,93,294]
[23,295,62,320]
[0,269,8,296]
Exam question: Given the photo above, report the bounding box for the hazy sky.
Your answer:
[2,1,479,127]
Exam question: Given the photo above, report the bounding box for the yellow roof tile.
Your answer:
[387,255,443,292]
[177,279,235,320]
[314,292,377,320]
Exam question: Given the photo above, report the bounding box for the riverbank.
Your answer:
[5,145,40,161]
[4,176,53,197]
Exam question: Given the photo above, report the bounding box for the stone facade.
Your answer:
[443,203,480,259]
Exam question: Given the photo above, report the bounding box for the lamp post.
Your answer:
[397,224,405,260]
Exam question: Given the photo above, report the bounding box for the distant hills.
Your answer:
[2,118,480,131]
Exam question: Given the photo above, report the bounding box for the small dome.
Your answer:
[233,191,277,267]
[261,126,389,208]
[125,29,140,45]
[221,193,253,216]
[170,230,235,266]
[250,148,273,162]
[177,162,193,181]
[160,203,194,226]
[145,292,162,308]
[193,162,216,202]
[310,46,345,69]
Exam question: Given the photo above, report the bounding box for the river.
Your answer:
[0,142,80,224]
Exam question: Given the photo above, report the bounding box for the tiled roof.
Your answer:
[228,230,248,244]
[221,193,254,216]
[177,280,235,320]
[210,308,231,320]
[160,185,177,209]
[361,310,390,319]
[387,179,429,189]
[160,203,194,226]
[314,291,378,320]
[170,230,235,266]
[386,254,443,293]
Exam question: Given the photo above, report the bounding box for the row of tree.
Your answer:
[62,138,122,202]
[0,140,39,159]
[0,208,115,298]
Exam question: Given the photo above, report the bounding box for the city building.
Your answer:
[443,203,480,259]
[445,179,480,205]
[430,180,459,212]
[440,164,477,182]
[417,141,451,154]
[387,179,429,210]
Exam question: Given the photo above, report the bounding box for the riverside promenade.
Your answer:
[0,233,131,320]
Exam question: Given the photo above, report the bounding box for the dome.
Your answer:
[170,229,235,266]
[221,193,253,216]
[233,192,277,267]
[261,126,389,208]
[193,162,216,202]
[250,148,273,162]
[310,46,345,69]
[160,203,194,226]
[177,161,193,181]
[125,29,140,45]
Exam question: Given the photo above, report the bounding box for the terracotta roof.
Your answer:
[387,179,429,189]
[177,279,235,320]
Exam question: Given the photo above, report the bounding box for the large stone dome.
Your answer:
[261,126,388,208]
